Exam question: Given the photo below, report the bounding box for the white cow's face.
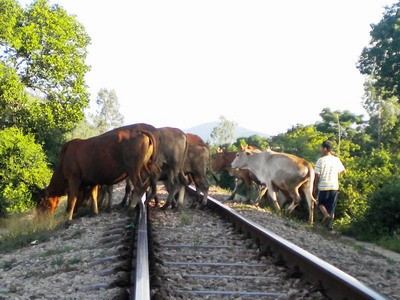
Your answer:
[231,151,250,169]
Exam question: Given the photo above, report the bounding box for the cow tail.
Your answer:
[179,135,190,187]
[306,162,317,203]
[139,130,157,186]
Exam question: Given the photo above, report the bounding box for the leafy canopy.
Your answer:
[358,3,400,100]
[0,0,91,133]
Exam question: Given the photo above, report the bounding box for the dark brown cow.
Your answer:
[211,149,264,203]
[37,123,159,221]
[178,133,210,208]
[119,126,189,210]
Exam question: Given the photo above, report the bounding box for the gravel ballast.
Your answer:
[0,184,399,299]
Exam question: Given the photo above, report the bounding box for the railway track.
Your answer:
[129,185,388,300]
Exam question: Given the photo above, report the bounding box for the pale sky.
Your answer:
[20,0,397,135]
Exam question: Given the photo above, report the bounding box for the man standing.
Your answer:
[314,140,346,228]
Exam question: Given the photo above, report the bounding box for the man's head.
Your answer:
[321,140,334,155]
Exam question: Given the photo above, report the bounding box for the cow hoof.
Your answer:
[127,207,138,218]
[64,220,72,228]
[199,204,207,210]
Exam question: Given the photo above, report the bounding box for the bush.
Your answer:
[0,127,51,215]
[337,149,395,225]
[361,176,400,237]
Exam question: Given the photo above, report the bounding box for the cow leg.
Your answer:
[66,179,81,222]
[266,182,281,212]
[90,185,99,216]
[200,184,209,208]
[255,185,268,202]
[243,177,253,203]
[106,185,113,212]
[300,181,316,225]
[145,177,158,205]
[228,178,243,201]
[162,184,181,210]
[197,176,210,208]
[119,179,132,208]
[285,188,302,216]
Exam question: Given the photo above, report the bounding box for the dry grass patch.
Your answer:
[0,207,66,254]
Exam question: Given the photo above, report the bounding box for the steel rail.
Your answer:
[130,194,150,300]
[186,185,388,300]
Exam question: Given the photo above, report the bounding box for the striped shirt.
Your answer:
[314,154,345,191]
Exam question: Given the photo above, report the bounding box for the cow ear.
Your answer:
[241,145,246,151]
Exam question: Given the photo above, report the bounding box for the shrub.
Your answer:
[0,127,51,215]
[361,176,400,237]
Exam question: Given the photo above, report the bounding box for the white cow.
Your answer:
[231,147,316,224]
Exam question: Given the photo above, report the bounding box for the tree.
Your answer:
[0,62,29,129]
[0,127,51,215]
[234,135,269,151]
[315,108,365,157]
[363,80,400,150]
[0,0,91,164]
[357,3,400,100]
[93,88,124,133]
[1,0,91,131]
[270,124,329,162]
[210,115,236,146]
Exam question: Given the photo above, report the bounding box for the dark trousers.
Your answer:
[317,190,338,215]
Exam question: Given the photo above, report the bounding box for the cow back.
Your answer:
[185,133,210,174]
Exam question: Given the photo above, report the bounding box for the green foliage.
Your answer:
[65,88,125,141]
[337,148,396,227]
[0,62,29,129]
[234,135,269,150]
[0,127,51,214]
[363,81,400,151]
[347,175,400,242]
[0,0,23,44]
[270,124,329,162]
[0,0,91,164]
[358,3,400,100]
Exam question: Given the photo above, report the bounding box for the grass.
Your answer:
[375,235,400,253]
[0,203,66,254]
[180,211,193,226]
[39,246,77,257]
[1,258,17,271]
[50,257,64,267]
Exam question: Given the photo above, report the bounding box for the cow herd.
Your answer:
[36,123,211,223]
[35,123,317,225]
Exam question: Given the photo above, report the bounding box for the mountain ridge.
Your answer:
[184,121,270,142]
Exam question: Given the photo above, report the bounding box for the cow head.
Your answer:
[35,187,60,215]
[231,146,259,169]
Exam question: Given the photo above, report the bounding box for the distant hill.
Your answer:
[184,122,270,142]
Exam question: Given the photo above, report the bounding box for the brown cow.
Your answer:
[36,123,159,222]
[119,126,189,210]
[231,146,316,224]
[178,133,210,208]
[211,148,264,203]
